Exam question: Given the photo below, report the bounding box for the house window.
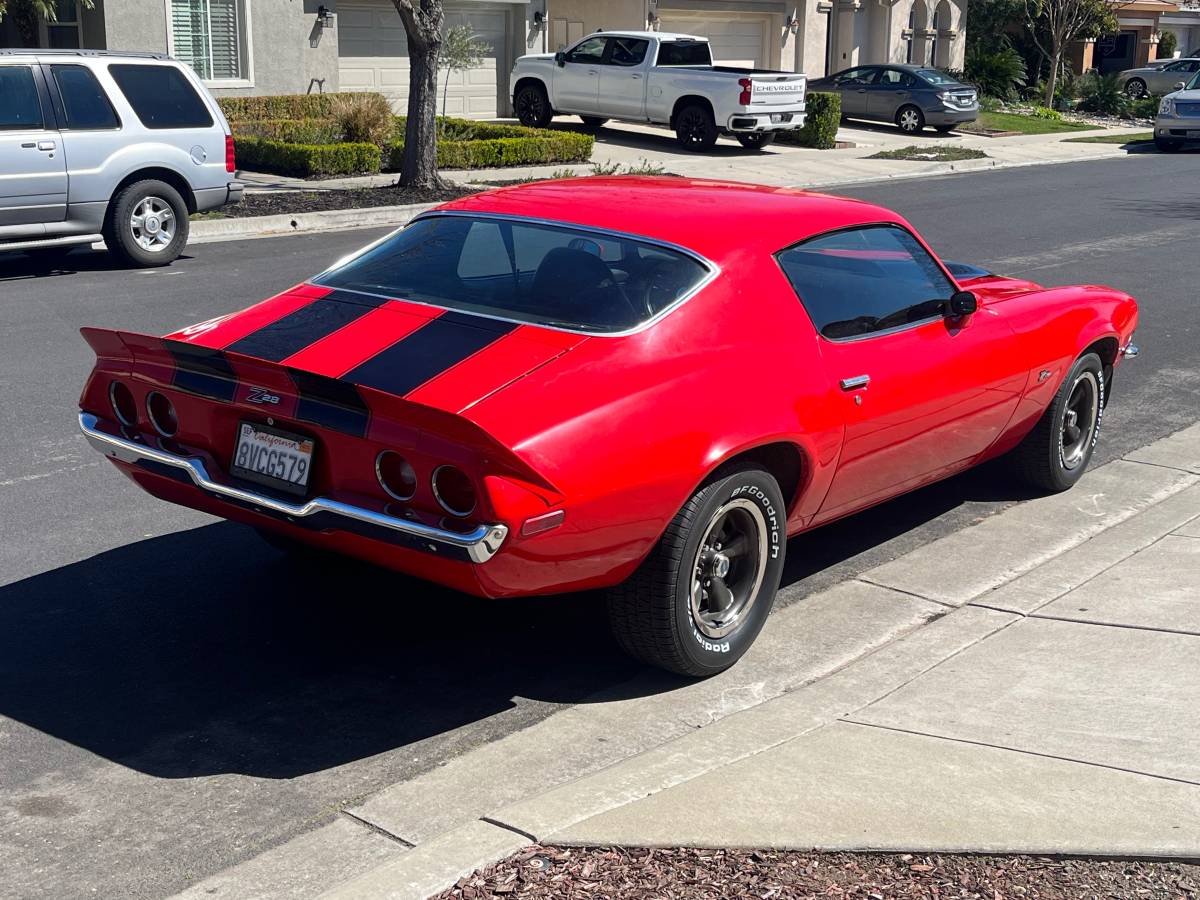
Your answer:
[169,0,250,83]
[46,0,82,49]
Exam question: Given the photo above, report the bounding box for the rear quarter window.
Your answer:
[51,65,120,129]
[108,64,214,129]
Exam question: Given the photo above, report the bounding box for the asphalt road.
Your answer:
[2,152,1198,899]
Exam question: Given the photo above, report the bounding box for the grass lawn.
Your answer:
[1063,131,1154,144]
[961,111,1099,135]
[870,145,989,161]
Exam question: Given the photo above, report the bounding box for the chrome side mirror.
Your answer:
[1175,81,1187,90]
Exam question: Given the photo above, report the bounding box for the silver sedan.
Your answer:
[1119,58,1200,98]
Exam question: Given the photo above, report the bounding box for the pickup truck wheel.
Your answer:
[515,83,553,128]
[579,115,608,129]
[735,132,776,150]
[675,103,719,151]
[1011,352,1104,493]
[606,466,786,677]
[896,104,926,134]
[104,179,188,267]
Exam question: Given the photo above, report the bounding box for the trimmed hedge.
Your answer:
[776,91,841,149]
[385,131,593,170]
[233,117,343,144]
[218,92,387,123]
[233,137,382,178]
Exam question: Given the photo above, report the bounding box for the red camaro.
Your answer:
[79,178,1139,676]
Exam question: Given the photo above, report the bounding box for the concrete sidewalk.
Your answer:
[315,424,1200,900]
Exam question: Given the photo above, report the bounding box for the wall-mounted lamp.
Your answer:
[317,5,336,27]
[647,9,660,29]
[533,10,545,28]
[784,14,800,33]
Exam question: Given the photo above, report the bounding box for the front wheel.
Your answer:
[104,179,188,267]
[736,132,776,150]
[514,83,553,128]
[934,124,955,134]
[579,115,608,129]
[1010,352,1104,492]
[606,466,786,677]
[674,102,719,151]
[896,104,926,134]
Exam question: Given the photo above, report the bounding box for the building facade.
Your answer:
[1,0,968,122]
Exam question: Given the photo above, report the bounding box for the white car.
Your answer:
[510,31,807,151]
[1155,70,1200,151]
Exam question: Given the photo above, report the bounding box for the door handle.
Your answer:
[587,69,598,75]
[840,375,870,391]
[38,140,56,151]
[856,88,867,93]
[21,142,36,148]
[631,73,642,79]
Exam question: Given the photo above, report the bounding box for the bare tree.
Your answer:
[1022,0,1119,105]
[439,24,489,125]
[390,0,450,189]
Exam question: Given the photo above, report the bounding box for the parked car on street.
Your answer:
[0,49,242,267]
[511,32,807,150]
[1154,70,1200,150]
[1119,57,1200,98]
[808,63,978,133]
[77,178,1138,676]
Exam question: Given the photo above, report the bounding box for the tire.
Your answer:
[934,124,955,134]
[514,83,553,128]
[1124,78,1147,99]
[735,132,776,150]
[606,465,787,677]
[103,179,188,267]
[579,115,608,129]
[1156,136,1183,153]
[674,102,719,151]
[1011,352,1105,493]
[896,105,926,134]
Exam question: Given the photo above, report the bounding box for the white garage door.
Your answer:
[659,14,767,67]
[338,0,509,118]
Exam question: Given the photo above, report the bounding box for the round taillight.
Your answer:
[109,380,137,426]
[432,465,476,517]
[376,450,417,501]
[146,391,178,437]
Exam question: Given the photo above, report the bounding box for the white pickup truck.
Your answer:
[510,31,807,151]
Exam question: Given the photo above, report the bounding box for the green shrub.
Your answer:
[329,92,394,145]
[386,130,593,170]
[234,137,382,177]
[1077,72,1126,115]
[776,91,840,149]
[963,43,1027,100]
[1159,30,1178,60]
[1124,96,1160,120]
[1029,105,1062,120]
[233,117,343,144]
[218,92,388,123]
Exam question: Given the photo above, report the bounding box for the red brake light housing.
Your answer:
[225,134,236,173]
[738,78,752,106]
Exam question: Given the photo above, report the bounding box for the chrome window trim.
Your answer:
[310,210,722,339]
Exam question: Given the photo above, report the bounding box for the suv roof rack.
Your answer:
[0,48,172,60]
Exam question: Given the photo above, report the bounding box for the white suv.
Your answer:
[0,49,243,267]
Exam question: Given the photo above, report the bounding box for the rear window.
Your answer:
[108,64,214,129]
[51,65,120,129]
[657,41,712,66]
[314,215,711,334]
[0,66,44,130]
[916,69,958,86]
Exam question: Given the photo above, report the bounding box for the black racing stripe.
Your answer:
[342,311,518,397]
[225,290,387,363]
[165,341,237,402]
[288,368,370,437]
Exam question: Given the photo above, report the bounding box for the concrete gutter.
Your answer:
[188,201,438,245]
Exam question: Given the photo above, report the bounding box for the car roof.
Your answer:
[431,177,904,263]
[587,30,707,41]
[0,48,171,60]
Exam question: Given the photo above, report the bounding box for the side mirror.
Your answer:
[948,290,978,317]
[1175,81,1187,90]
[555,50,566,67]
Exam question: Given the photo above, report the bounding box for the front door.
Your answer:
[829,66,877,117]
[554,35,606,114]
[597,35,649,119]
[775,224,1027,521]
[0,64,67,227]
[867,67,916,121]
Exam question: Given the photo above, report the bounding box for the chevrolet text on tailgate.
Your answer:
[510,31,807,151]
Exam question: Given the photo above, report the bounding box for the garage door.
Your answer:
[338,0,509,118]
[658,14,767,67]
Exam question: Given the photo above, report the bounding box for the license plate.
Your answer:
[230,421,315,496]
[1190,130,1200,139]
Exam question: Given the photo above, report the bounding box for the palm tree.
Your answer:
[0,0,94,47]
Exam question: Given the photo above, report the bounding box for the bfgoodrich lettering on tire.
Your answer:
[606,465,786,677]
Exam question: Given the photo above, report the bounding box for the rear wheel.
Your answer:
[674,102,719,151]
[934,124,955,134]
[1011,352,1104,492]
[1156,136,1184,152]
[104,179,188,267]
[579,115,608,129]
[606,466,786,677]
[896,104,926,134]
[514,83,553,128]
[1125,78,1147,99]
[736,132,776,150]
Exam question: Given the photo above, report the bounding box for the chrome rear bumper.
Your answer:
[78,412,508,563]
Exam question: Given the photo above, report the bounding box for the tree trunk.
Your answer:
[1044,47,1061,106]
[392,0,449,190]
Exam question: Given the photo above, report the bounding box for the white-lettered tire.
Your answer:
[1011,352,1104,492]
[606,466,786,677]
[104,179,189,267]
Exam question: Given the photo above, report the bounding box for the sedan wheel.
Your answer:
[896,104,925,134]
[1124,78,1147,99]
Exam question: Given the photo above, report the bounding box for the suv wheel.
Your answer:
[104,179,189,267]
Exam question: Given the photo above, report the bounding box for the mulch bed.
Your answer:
[220,184,475,218]
[433,845,1200,899]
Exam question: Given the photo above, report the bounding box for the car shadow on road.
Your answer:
[0,248,196,281]
[0,460,1034,781]
[545,121,785,157]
